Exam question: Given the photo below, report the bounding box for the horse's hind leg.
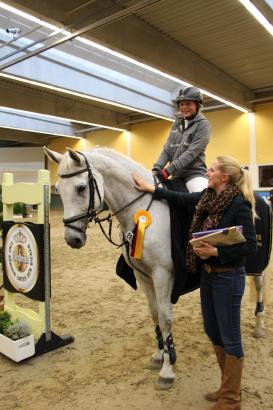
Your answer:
[253,273,265,338]
[137,276,164,370]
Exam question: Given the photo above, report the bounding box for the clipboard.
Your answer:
[190,226,246,248]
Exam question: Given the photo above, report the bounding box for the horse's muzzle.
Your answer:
[65,233,86,249]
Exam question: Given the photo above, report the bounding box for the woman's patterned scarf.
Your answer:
[186,183,240,272]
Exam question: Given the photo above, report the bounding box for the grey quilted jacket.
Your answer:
[154,111,211,182]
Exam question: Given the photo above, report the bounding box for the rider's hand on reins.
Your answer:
[132,173,155,193]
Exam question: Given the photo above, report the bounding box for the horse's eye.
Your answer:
[77,184,86,194]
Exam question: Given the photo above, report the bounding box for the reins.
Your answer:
[94,187,154,246]
[95,168,157,242]
[93,177,157,279]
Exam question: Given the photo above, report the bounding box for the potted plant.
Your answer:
[0,311,35,362]
[13,202,27,218]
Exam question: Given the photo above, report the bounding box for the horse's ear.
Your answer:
[66,148,82,164]
[43,147,63,164]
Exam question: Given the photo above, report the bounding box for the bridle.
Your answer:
[59,152,152,238]
[59,152,102,234]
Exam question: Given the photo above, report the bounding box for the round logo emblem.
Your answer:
[4,224,39,293]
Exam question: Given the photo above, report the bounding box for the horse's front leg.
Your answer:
[137,275,164,370]
[153,269,176,390]
[253,273,265,338]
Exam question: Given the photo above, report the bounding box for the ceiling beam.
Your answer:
[0,128,51,144]
[90,14,255,110]
[252,0,273,24]
[5,0,65,24]
[0,79,130,129]
[0,108,78,136]
[5,0,162,28]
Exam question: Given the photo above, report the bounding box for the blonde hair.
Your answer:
[216,155,257,220]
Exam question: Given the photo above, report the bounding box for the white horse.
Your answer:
[44,146,176,389]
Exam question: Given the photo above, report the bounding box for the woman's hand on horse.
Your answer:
[193,242,218,258]
[132,173,155,193]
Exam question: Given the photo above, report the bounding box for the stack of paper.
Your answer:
[190,226,246,248]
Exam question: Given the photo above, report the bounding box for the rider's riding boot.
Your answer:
[205,345,225,402]
[207,354,243,410]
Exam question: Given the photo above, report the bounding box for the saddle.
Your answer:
[164,178,199,303]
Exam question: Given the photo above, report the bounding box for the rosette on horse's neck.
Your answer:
[131,210,152,259]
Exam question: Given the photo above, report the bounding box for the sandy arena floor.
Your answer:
[0,209,273,410]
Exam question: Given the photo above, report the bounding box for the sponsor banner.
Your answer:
[2,222,48,301]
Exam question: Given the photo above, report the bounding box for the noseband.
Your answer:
[59,152,102,234]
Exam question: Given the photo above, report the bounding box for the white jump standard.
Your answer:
[1,170,74,360]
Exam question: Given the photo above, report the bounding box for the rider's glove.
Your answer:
[157,168,170,182]
[152,165,161,177]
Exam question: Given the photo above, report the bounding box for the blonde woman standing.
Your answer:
[133,156,257,410]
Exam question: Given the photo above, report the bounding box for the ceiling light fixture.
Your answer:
[78,36,249,113]
[0,1,62,31]
[199,88,249,113]
[0,103,128,132]
[239,0,273,37]
[0,125,81,138]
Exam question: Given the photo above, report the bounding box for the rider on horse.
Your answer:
[152,86,211,192]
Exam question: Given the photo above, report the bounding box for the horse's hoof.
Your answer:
[147,358,163,370]
[155,376,174,390]
[253,328,265,338]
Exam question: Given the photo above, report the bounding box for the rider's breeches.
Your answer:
[186,176,208,192]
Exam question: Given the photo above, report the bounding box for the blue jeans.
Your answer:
[200,268,246,359]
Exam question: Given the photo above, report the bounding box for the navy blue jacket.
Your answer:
[154,188,257,268]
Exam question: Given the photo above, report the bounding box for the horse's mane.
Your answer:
[88,147,150,176]
[58,147,151,180]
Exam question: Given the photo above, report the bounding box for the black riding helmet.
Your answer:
[176,86,203,104]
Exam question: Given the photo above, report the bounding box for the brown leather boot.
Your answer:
[207,354,243,410]
[205,345,225,402]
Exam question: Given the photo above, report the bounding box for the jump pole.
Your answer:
[1,170,74,358]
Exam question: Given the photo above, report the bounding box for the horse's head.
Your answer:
[44,147,104,249]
